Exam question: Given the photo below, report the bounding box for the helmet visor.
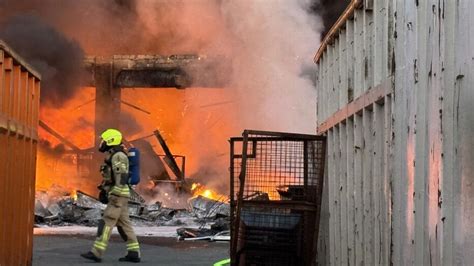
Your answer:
[98,139,109,153]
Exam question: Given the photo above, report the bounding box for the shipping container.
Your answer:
[314,0,474,265]
[0,40,41,266]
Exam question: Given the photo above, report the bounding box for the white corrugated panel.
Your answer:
[315,0,474,265]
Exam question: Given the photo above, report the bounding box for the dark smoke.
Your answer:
[310,0,350,38]
[112,0,138,14]
[0,15,85,107]
[39,139,67,155]
[0,0,153,56]
[300,63,317,88]
[131,139,170,180]
[120,110,144,136]
[71,117,94,132]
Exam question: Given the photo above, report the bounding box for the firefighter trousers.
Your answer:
[91,195,140,258]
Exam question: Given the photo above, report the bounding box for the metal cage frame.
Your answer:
[230,130,326,266]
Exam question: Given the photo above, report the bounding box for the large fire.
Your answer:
[36,87,97,195]
[36,86,233,201]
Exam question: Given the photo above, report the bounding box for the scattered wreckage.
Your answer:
[35,127,230,241]
[34,189,230,242]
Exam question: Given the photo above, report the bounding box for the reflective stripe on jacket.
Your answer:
[104,148,130,198]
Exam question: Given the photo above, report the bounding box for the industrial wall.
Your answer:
[315,0,474,265]
[0,41,41,266]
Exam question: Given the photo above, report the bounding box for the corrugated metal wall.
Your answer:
[0,41,40,266]
[315,0,474,265]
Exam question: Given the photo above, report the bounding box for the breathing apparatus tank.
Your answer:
[128,147,140,185]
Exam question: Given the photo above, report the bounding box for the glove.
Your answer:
[98,188,109,204]
[100,164,111,178]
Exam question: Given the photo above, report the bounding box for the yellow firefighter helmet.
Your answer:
[100,128,123,146]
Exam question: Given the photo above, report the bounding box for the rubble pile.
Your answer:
[176,195,231,241]
[189,195,230,219]
[34,190,230,241]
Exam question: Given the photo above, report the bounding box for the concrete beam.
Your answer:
[83,54,228,146]
[38,120,80,151]
[83,54,227,89]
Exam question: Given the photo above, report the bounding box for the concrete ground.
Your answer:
[33,235,229,266]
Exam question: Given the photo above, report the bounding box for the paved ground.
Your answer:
[33,235,229,266]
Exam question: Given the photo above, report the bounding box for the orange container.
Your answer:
[0,40,40,266]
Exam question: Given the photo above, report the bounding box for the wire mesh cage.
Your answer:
[237,208,302,265]
[230,130,326,266]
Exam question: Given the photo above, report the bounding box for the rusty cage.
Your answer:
[0,40,41,265]
[230,130,326,266]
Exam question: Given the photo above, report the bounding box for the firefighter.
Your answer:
[81,129,141,263]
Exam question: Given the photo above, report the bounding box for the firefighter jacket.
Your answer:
[100,147,130,198]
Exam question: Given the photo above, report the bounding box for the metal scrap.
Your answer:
[34,188,231,239]
[35,200,51,218]
[189,195,230,219]
[47,203,61,216]
[154,130,185,181]
[183,230,230,242]
[75,191,106,210]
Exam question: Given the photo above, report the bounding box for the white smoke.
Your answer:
[137,0,322,134]
[133,0,324,190]
[135,0,322,133]
[218,0,322,133]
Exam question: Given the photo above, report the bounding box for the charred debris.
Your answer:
[36,126,230,241]
[34,190,230,241]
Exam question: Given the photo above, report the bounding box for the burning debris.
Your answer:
[34,123,230,242]
[35,188,231,241]
[176,195,230,242]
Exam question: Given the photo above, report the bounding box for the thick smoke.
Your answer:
[2,0,326,194]
[0,15,84,107]
[120,110,144,137]
[310,0,350,38]
[134,0,324,191]
[220,0,321,132]
[0,0,201,56]
[113,0,324,192]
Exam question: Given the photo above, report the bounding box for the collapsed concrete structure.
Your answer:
[82,55,227,146]
[37,55,227,187]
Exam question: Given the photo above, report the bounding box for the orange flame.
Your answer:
[71,190,78,201]
[36,86,231,199]
[190,183,227,202]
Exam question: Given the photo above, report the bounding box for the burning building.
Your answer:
[34,54,230,202]
[0,0,321,207]
[0,2,324,265]
[315,0,474,265]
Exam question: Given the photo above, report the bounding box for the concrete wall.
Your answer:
[315,0,474,265]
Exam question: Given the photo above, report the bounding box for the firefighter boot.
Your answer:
[119,251,141,263]
[81,251,102,262]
